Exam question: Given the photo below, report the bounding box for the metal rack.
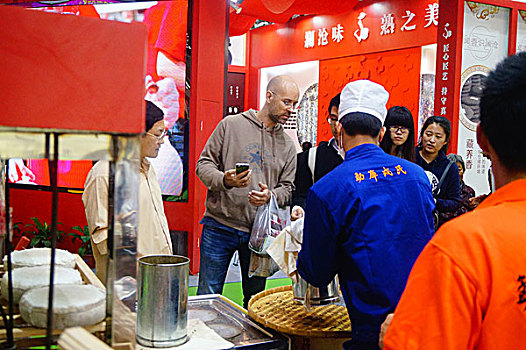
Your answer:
[1,3,149,348]
[1,130,142,349]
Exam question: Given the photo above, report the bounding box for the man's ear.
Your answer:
[266,90,273,103]
[336,122,342,135]
[378,126,386,143]
[476,123,490,153]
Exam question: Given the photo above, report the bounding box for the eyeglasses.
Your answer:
[269,90,298,109]
[389,125,409,133]
[327,115,339,125]
[145,130,167,141]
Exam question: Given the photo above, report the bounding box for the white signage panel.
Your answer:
[458,1,509,195]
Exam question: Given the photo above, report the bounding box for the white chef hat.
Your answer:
[338,80,389,124]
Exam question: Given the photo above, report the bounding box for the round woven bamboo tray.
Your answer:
[247,285,351,338]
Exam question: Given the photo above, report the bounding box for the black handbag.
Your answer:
[433,160,454,229]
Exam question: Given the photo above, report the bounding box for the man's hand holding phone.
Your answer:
[223,163,251,188]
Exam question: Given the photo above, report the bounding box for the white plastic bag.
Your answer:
[248,251,280,278]
[248,195,290,255]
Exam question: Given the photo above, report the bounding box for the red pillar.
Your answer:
[435,0,465,153]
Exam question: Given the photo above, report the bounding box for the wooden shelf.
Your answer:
[0,254,105,344]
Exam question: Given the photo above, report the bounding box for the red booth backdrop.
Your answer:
[247,0,438,146]
[318,47,422,143]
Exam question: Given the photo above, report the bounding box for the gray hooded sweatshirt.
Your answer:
[196,109,297,233]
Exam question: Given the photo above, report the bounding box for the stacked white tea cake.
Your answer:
[2,248,105,329]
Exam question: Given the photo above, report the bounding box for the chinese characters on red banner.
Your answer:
[438,23,453,116]
[304,3,439,49]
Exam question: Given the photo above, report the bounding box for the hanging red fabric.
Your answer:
[229,9,257,37]
[236,0,359,23]
[237,0,295,23]
[260,0,296,14]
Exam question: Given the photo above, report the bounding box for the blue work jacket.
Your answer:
[297,144,435,343]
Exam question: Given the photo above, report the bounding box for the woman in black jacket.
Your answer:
[416,116,461,228]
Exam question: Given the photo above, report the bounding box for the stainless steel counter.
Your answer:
[188,294,289,349]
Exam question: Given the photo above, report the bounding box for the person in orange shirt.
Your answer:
[382,52,526,349]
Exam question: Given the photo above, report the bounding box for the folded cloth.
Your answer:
[267,206,305,283]
[285,206,304,252]
[136,319,234,350]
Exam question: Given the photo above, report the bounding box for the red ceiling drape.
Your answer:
[229,0,359,35]
[229,8,258,37]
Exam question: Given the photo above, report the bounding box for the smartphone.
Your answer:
[235,162,250,175]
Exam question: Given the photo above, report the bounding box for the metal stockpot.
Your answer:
[136,255,190,348]
[293,275,341,306]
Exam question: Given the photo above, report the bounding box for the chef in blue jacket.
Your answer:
[297,80,435,350]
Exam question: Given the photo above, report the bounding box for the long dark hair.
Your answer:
[418,116,451,154]
[380,106,416,162]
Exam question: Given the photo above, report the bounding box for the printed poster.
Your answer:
[458,1,509,195]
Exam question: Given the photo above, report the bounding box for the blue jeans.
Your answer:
[197,217,266,308]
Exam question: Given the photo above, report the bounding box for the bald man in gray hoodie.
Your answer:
[196,75,298,307]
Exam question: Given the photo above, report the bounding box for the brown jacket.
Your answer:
[196,109,296,232]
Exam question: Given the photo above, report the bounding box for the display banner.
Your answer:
[434,0,463,158]
[458,1,509,195]
[250,0,438,68]
[517,10,526,52]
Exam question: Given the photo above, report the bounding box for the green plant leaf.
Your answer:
[66,225,92,256]
[30,236,41,248]
[72,225,87,234]
[31,217,44,231]
[12,222,24,235]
